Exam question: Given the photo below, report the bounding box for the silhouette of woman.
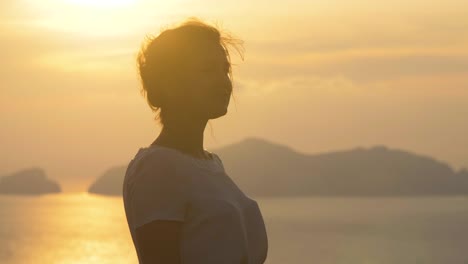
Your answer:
[122,17,269,264]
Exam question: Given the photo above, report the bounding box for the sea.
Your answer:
[1,193,467,264]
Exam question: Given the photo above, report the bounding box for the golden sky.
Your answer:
[1,0,467,192]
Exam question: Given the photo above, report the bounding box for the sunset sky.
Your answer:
[1,0,467,192]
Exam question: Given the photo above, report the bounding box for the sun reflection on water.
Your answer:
[0,192,136,264]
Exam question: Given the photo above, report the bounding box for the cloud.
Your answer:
[232,1,468,85]
[235,75,360,99]
[237,50,468,85]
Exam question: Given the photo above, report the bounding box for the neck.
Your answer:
[153,115,209,159]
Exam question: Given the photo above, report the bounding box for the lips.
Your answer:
[214,94,230,104]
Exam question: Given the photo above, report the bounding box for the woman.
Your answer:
[122,17,269,264]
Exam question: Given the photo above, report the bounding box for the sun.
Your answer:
[65,0,137,8]
[22,0,171,73]
[24,0,144,36]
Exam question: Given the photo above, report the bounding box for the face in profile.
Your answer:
[166,42,233,120]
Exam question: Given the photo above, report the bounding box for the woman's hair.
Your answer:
[136,17,245,127]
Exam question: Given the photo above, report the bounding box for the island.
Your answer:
[0,167,61,195]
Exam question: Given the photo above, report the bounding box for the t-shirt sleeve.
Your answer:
[126,152,189,228]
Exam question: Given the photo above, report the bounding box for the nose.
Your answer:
[218,79,232,97]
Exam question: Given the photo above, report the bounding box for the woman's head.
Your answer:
[137,17,244,127]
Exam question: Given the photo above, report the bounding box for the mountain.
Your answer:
[0,168,61,195]
[88,166,127,196]
[87,137,468,197]
[216,138,468,196]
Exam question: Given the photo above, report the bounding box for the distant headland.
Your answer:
[87,137,468,197]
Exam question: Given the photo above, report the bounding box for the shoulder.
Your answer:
[127,147,183,184]
[139,147,172,163]
[212,153,225,169]
[213,153,222,161]
[125,148,191,197]
[135,147,183,170]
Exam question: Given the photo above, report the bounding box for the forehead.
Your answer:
[188,42,228,65]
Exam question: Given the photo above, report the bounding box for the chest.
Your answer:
[181,169,269,263]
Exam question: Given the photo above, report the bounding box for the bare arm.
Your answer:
[135,220,184,264]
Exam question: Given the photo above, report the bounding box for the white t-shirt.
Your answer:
[122,144,269,264]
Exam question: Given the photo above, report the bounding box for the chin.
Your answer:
[209,107,228,119]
